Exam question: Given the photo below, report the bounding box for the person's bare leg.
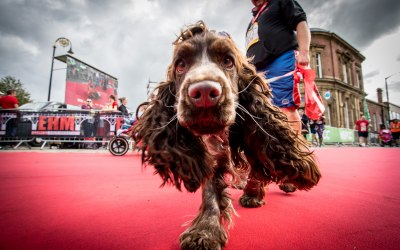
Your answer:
[281,107,301,135]
[359,136,366,147]
[278,107,301,193]
[312,133,317,145]
[362,137,367,147]
[318,135,323,147]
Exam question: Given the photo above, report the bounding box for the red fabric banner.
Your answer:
[294,66,325,120]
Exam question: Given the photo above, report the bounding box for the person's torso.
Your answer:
[357,120,369,132]
[81,105,92,110]
[112,101,118,109]
[0,95,18,108]
[118,105,128,114]
[390,122,400,132]
[246,0,300,68]
[301,114,308,128]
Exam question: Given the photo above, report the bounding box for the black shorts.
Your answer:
[392,132,400,140]
[310,124,317,134]
[358,131,368,138]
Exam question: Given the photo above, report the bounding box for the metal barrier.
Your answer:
[305,126,381,146]
[0,109,130,149]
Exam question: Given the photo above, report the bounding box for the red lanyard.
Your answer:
[251,1,269,24]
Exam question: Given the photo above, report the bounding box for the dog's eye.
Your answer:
[175,60,187,74]
[222,56,234,69]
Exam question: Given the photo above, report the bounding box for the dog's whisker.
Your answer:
[235,103,262,120]
[169,84,177,98]
[235,104,278,141]
[236,112,245,121]
[150,115,177,131]
[238,76,257,94]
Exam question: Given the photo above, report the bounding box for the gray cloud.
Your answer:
[303,0,400,49]
[364,70,380,79]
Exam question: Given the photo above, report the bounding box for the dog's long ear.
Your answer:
[133,81,214,193]
[230,61,321,190]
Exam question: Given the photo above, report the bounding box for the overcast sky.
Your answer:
[1,0,400,110]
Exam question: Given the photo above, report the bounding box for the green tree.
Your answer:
[0,76,33,106]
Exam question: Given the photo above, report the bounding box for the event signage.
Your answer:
[61,55,118,109]
[305,126,355,143]
[0,110,127,138]
[34,116,77,135]
[322,126,354,143]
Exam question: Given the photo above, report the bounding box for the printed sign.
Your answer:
[0,110,127,138]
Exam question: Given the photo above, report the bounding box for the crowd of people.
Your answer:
[79,94,133,149]
[299,108,325,147]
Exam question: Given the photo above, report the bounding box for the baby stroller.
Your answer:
[379,129,392,147]
[108,117,136,156]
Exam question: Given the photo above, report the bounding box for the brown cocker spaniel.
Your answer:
[133,21,321,250]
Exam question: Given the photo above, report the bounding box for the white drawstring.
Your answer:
[265,70,295,84]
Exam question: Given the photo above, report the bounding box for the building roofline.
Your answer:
[366,98,383,106]
[383,101,400,109]
[310,28,365,61]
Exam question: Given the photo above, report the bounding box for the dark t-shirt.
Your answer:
[246,0,307,69]
[118,104,128,115]
[301,114,309,130]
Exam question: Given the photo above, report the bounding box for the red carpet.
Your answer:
[0,148,399,250]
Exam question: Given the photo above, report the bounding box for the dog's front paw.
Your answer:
[278,183,297,193]
[239,194,265,208]
[180,225,227,250]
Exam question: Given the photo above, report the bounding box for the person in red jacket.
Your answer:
[0,90,19,109]
[390,118,400,147]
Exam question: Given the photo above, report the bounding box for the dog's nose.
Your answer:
[188,81,222,108]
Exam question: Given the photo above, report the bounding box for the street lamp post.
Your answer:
[384,72,400,123]
[147,79,158,98]
[47,37,74,101]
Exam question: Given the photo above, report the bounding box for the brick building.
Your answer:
[301,28,366,129]
[386,102,400,121]
[366,88,388,131]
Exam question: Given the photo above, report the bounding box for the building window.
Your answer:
[390,111,396,120]
[326,104,331,126]
[355,70,361,88]
[373,114,377,131]
[344,101,350,128]
[316,52,323,78]
[377,114,382,127]
[342,63,348,83]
